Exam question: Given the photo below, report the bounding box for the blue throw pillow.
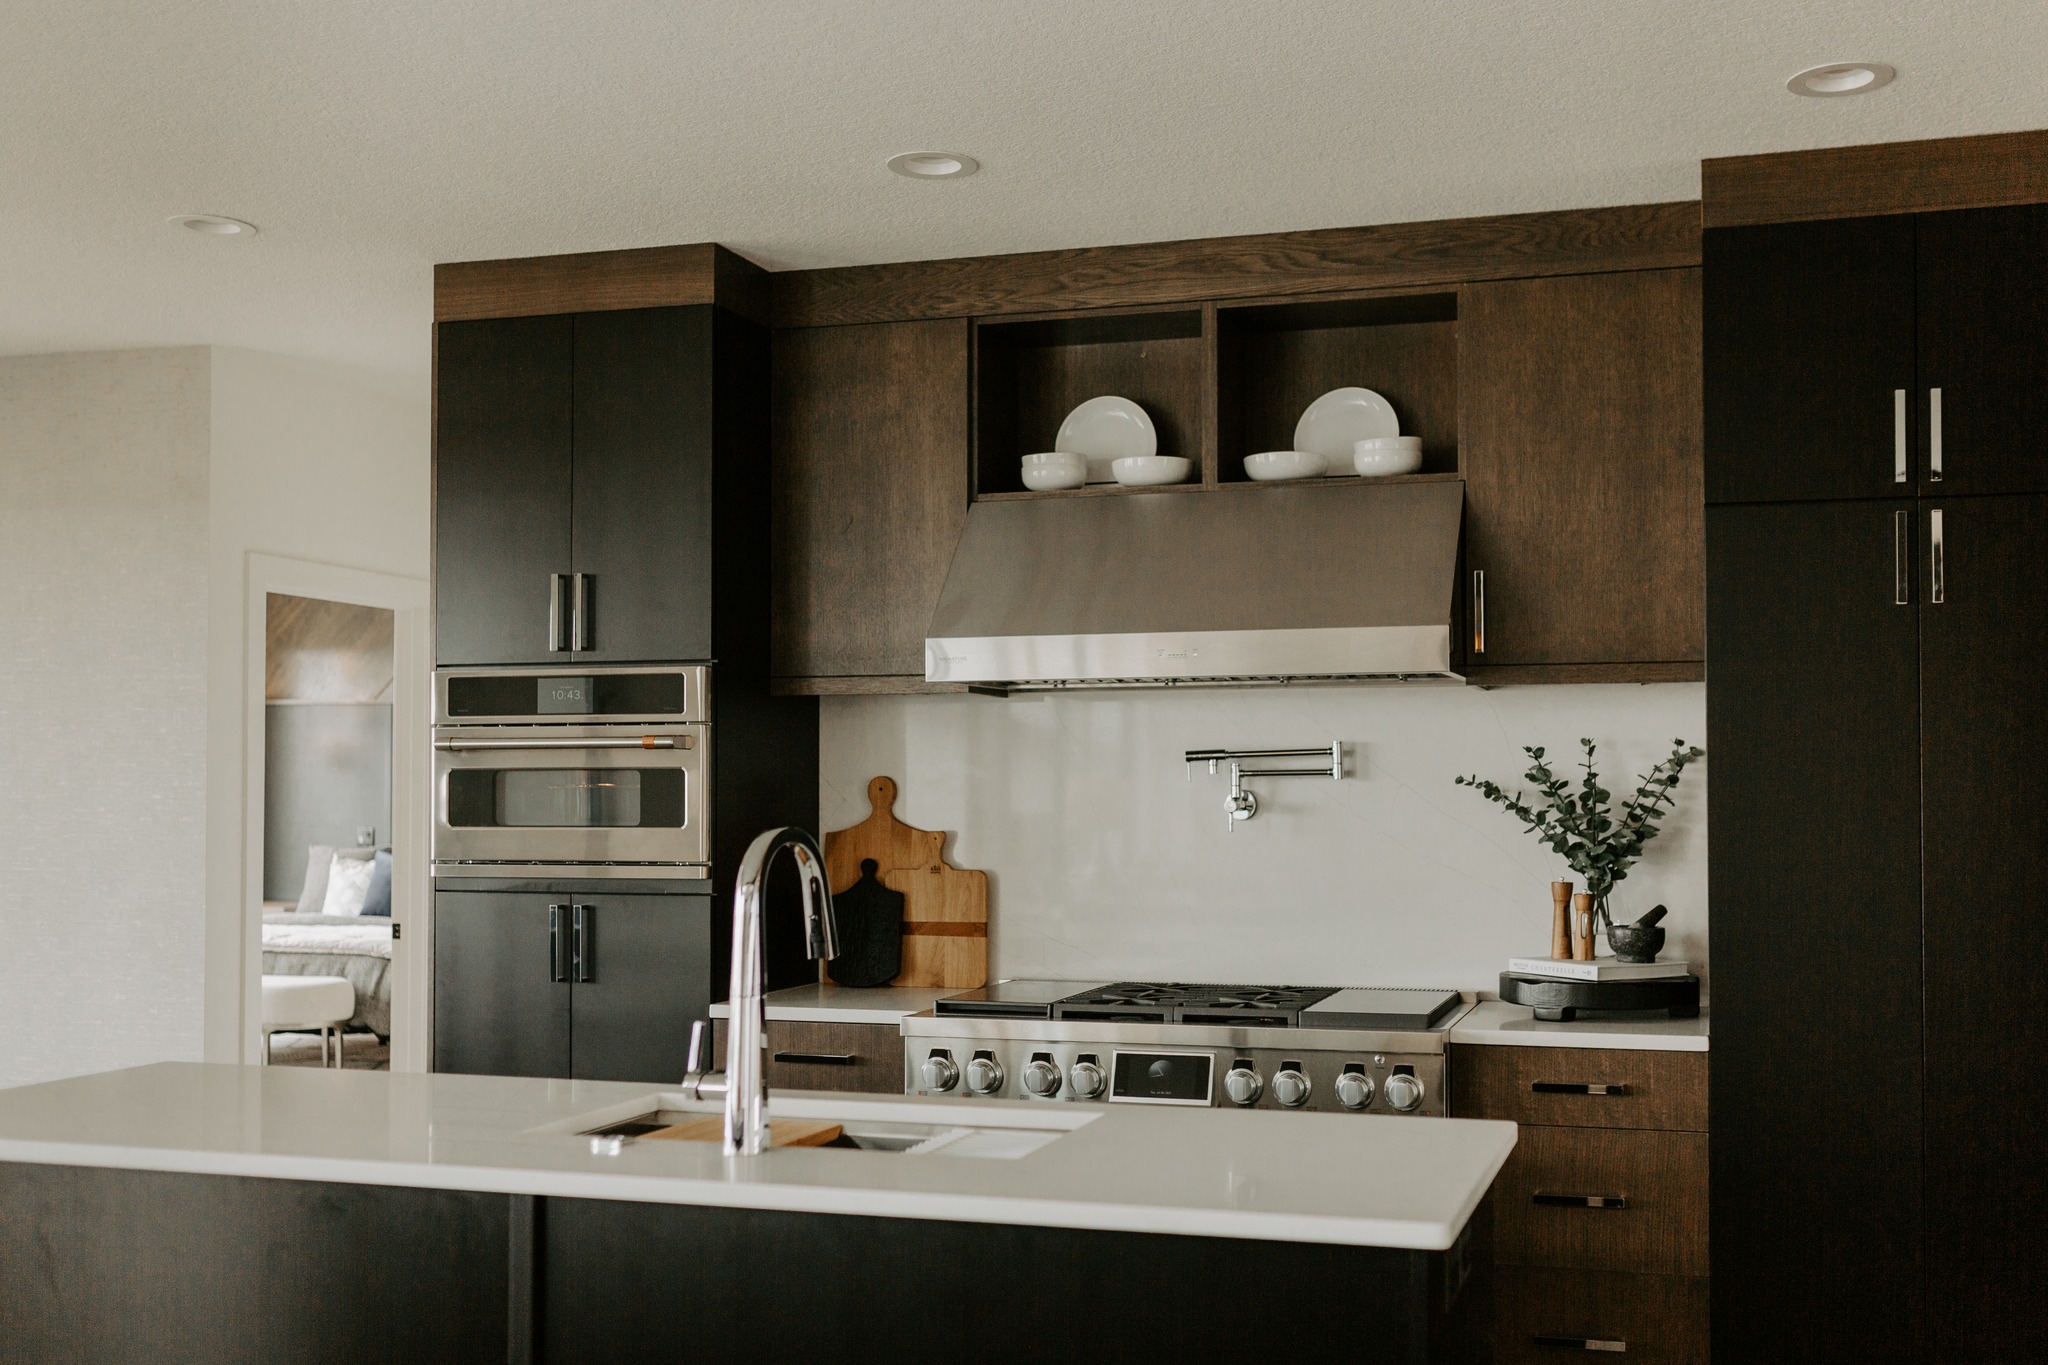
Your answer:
[359,849,393,917]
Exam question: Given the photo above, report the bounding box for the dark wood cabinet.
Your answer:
[711,1016,906,1094]
[434,889,710,1083]
[433,315,574,667]
[1917,205,2048,496]
[1704,215,1917,503]
[1460,269,1704,671]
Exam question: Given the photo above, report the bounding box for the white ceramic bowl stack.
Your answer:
[1353,435,1424,477]
[1020,451,1088,491]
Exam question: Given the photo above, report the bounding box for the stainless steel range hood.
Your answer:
[924,480,1465,690]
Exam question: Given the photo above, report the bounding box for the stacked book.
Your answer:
[1506,956,1693,983]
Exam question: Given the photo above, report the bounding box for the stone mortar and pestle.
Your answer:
[1605,905,1669,963]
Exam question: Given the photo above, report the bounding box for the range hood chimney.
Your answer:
[924,480,1465,691]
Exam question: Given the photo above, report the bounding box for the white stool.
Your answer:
[260,975,356,1068]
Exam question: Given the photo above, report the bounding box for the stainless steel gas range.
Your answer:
[902,981,1470,1117]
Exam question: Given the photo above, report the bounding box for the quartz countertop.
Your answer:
[708,982,954,1024]
[0,1063,1515,1251]
[1450,1000,1710,1052]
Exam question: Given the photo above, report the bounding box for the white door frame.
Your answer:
[237,552,431,1072]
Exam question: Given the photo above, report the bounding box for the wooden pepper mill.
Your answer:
[1571,893,1597,961]
[1550,881,1575,960]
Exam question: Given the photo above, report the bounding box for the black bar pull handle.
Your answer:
[1532,1334,1628,1352]
[1533,1192,1628,1210]
[547,904,569,983]
[773,1052,859,1066]
[571,904,593,982]
[1531,1081,1631,1096]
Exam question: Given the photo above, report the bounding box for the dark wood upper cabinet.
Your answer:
[1917,204,2048,496]
[1704,215,1916,504]
[570,307,715,663]
[771,318,970,685]
[1460,269,1704,668]
[433,316,574,667]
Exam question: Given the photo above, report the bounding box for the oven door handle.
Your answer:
[432,736,684,752]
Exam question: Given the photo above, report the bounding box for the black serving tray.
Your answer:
[1499,972,1701,1022]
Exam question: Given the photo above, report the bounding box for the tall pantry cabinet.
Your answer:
[1706,201,2048,1363]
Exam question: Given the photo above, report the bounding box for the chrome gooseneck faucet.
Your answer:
[684,826,838,1156]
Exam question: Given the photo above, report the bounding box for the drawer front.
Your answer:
[1453,1044,1707,1131]
[712,1019,905,1094]
[1494,1267,1708,1364]
[1494,1126,1707,1276]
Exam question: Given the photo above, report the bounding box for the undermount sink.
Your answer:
[554,1092,1096,1161]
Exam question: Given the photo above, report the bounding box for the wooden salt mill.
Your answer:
[1550,881,1575,960]
[1571,893,1597,961]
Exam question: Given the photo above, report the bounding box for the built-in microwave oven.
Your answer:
[431,665,709,877]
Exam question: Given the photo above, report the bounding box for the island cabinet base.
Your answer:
[1,1162,1483,1365]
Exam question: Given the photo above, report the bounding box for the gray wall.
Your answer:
[263,703,392,901]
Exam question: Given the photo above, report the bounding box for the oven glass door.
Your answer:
[433,725,708,866]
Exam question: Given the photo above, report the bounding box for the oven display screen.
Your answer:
[1110,1051,1213,1105]
[537,676,596,714]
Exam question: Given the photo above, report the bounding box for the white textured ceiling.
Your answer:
[5,0,2047,378]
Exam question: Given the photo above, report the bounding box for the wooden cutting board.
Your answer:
[644,1117,845,1147]
[822,776,988,989]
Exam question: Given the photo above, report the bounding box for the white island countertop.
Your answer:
[0,1063,1515,1252]
[707,982,952,1024]
[1451,1000,1710,1052]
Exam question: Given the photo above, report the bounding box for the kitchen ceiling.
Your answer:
[4,0,2044,378]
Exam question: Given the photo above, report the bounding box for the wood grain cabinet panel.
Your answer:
[771,319,970,685]
[1460,269,1704,669]
[1494,1267,1708,1365]
[1453,1045,1706,1132]
[712,1018,906,1094]
[1492,1126,1707,1277]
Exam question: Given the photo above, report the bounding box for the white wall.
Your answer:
[821,683,1708,994]
[0,350,212,1088]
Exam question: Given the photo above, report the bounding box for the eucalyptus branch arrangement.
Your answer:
[1455,738,1703,925]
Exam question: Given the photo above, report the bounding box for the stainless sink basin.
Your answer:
[552,1093,1096,1160]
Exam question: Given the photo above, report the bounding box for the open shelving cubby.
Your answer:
[1215,291,1458,485]
[972,305,1209,499]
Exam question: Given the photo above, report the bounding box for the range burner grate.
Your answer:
[1052,982,1340,1026]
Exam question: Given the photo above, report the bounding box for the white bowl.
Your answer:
[1112,455,1192,486]
[1352,442,1424,477]
[1244,450,1327,481]
[1354,435,1422,450]
[1021,461,1088,491]
[1022,451,1088,465]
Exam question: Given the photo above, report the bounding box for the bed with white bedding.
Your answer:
[261,913,392,1037]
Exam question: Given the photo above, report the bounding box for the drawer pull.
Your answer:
[1533,1192,1628,1210]
[773,1051,858,1066]
[1532,1334,1627,1352]
[1531,1082,1630,1096]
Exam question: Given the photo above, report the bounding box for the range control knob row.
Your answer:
[1068,1057,1107,1100]
[963,1053,1005,1095]
[1022,1055,1063,1098]
[1272,1066,1312,1108]
[1223,1062,1263,1106]
[919,1052,959,1094]
[1334,1069,1376,1111]
[1383,1072,1425,1113]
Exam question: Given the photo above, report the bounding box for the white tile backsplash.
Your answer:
[821,683,1707,994]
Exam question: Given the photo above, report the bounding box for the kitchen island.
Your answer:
[0,1062,1513,1364]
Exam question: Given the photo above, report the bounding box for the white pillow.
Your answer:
[320,852,377,917]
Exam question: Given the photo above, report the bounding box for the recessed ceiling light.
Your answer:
[886,151,979,180]
[168,213,258,237]
[1786,62,1895,97]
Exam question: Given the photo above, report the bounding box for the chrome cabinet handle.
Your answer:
[1470,570,1486,655]
[548,574,568,652]
[571,573,592,651]
[1894,510,1911,606]
[571,904,593,983]
[433,736,683,752]
[1929,508,1945,604]
[1531,1082,1631,1096]
[1893,389,1907,483]
[548,904,569,983]
[1532,1335,1628,1352]
[1533,1193,1628,1209]
[1929,388,1943,481]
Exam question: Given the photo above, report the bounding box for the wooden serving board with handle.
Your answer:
[822,776,988,989]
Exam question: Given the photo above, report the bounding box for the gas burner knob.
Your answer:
[919,1052,959,1094]
[1272,1067,1312,1109]
[1022,1057,1063,1098]
[964,1054,1005,1095]
[1223,1063,1264,1106]
[1384,1072,1425,1113]
[1068,1058,1107,1099]
[1335,1070,1376,1111]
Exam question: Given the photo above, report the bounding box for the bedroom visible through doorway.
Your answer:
[261,593,396,1069]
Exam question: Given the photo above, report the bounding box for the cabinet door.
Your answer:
[434,316,574,665]
[570,307,716,663]
[432,892,570,1077]
[1704,216,1917,503]
[1459,269,1703,668]
[568,893,710,1083]
[1917,205,2048,495]
[771,319,970,683]
[1920,495,2048,1360]
[1705,500,1924,1363]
